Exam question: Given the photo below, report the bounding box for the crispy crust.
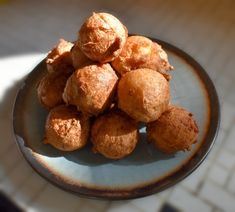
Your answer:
[70,41,93,69]
[63,63,118,115]
[44,105,90,151]
[79,12,128,63]
[118,68,170,123]
[46,39,74,74]
[147,105,199,154]
[91,110,138,159]
[111,36,173,80]
[37,71,71,110]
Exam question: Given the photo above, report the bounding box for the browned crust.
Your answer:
[79,12,128,63]
[44,105,90,151]
[111,36,173,80]
[63,63,118,115]
[46,39,74,74]
[37,71,71,110]
[91,110,139,159]
[147,105,199,154]
[118,68,170,123]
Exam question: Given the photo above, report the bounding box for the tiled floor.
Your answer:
[0,0,235,211]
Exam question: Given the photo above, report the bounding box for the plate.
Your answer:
[13,38,220,200]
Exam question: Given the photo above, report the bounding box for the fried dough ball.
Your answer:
[111,36,173,80]
[147,106,199,154]
[118,68,170,123]
[46,39,74,73]
[70,41,93,69]
[151,42,173,80]
[79,12,128,63]
[63,64,118,115]
[44,105,90,151]
[37,71,71,109]
[91,110,138,159]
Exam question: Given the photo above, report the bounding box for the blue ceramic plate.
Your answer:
[13,38,220,200]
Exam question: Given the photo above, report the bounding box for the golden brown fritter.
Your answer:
[111,36,173,80]
[70,41,93,69]
[63,63,118,115]
[46,39,74,74]
[147,105,199,154]
[112,36,152,75]
[37,71,71,109]
[150,42,173,80]
[44,105,90,151]
[118,68,170,123]
[91,110,138,159]
[79,12,128,63]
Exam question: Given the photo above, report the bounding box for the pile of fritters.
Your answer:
[37,12,198,159]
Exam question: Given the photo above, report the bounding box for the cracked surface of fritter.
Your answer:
[46,39,74,74]
[79,12,127,63]
[111,36,173,80]
[63,63,118,115]
[37,71,71,109]
[91,110,138,159]
[147,105,199,154]
[44,105,90,151]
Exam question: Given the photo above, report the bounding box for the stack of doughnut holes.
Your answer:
[37,12,199,159]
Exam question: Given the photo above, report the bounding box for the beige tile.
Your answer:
[216,149,235,170]
[108,202,142,212]
[131,194,163,212]
[224,124,235,153]
[29,185,81,212]
[200,181,235,211]
[227,171,235,194]
[220,102,235,131]
[169,186,212,212]
[207,164,229,187]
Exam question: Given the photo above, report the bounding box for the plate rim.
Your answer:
[12,36,220,200]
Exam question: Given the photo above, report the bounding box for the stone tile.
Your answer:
[0,122,15,156]
[220,102,235,131]
[0,145,23,180]
[224,58,235,79]
[158,188,174,200]
[216,149,235,170]
[77,203,97,212]
[28,184,80,212]
[214,209,223,212]
[169,187,212,212]
[200,181,235,212]
[214,75,233,104]
[226,89,235,105]
[224,123,235,153]
[131,194,163,212]
[227,171,235,194]
[181,158,211,192]
[207,164,229,187]
[0,159,33,195]
[108,202,142,212]
[79,199,109,212]
[12,172,47,208]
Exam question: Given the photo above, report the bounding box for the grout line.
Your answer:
[224,169,235,192]
[0,157,23,183]
[10,169,34,197]
[103,201,112,212]
[26,181,49,208]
